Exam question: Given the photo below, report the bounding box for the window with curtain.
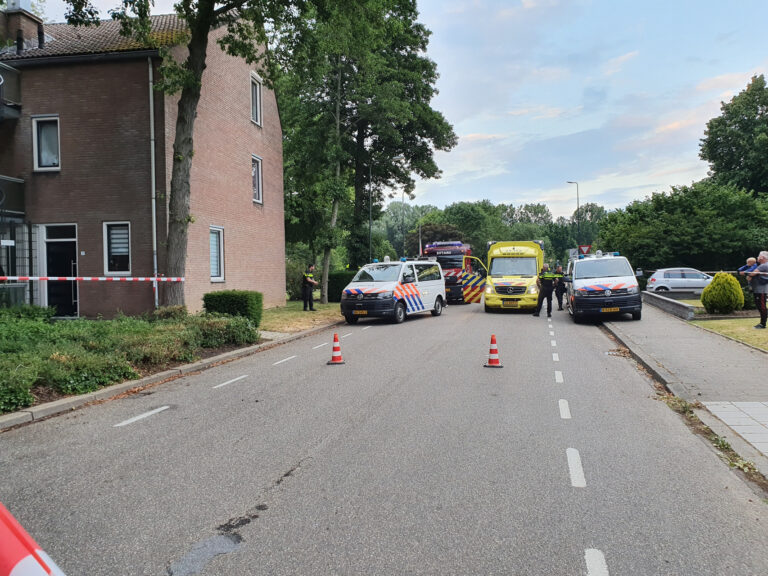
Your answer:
[252,155,263,204]
[104,222,130,274]
[251,74,262,125]
[33,117,60,170]
[210,227,224,281]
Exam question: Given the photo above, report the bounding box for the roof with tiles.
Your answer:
[0,13,188,61]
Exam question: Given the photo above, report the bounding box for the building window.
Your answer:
[210,227,224,281]
[251,73,262,125]
[252,155,263,204]
[104,222,131,275]
[32,116,60,171]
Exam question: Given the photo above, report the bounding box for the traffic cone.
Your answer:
[0,501,67,575]
[484,334,503,368]
[327,333,345,365]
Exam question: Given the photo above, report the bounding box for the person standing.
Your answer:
[554,264,566,311]
[533,263,558,317]
[302,264,319,311]
[748,251,768,328]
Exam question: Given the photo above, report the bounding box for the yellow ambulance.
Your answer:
[463,241,544,312]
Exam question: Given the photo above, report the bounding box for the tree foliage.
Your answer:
[700,74,768,195]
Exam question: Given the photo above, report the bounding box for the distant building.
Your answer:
[0,2,286,316]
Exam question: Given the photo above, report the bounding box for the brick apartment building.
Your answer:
[0,1,286,317]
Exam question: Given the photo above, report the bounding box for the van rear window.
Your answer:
[574,258,633,280]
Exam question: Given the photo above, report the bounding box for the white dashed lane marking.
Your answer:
[114,406,170,428]
[585,549,609,576]
[273,355,297,366]
[559,399,571,419]
[362,326,372,330]
[312,342,329,349]
[553,353,559,362]
[549,330,555,336]
[555,371,564,383]
[551,340,557,347]
[341,333,353,338]
[212,375,248,389]
[567,448,587,487]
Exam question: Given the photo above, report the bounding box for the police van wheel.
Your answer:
[345,315,359,324]
[393,302,406,324]
[632,310,642,321]
[431,297,443,317]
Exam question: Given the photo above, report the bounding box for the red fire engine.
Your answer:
[422,241,472,303]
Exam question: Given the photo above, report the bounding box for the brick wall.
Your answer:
[164,27,286,312]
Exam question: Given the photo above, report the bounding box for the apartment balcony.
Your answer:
[0,62,21,121]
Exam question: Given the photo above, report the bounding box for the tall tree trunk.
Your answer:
[164,7,213,306]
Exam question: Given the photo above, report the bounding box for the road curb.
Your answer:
[0,320,344,433]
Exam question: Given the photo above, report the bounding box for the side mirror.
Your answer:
[635,268,644,277]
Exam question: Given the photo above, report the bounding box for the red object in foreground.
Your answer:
[484,334,503,368]
[0,502,66,576]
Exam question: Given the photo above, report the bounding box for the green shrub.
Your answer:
[203,290,263,326]
[327,271,357,302]
[119,322,200,365]
[187,314,259,348]
[38,345,139,395]
[0,305,56,321]
[0,354,39,413]
[701,272,744,314]
[151,305,188,321]
[286,260,307,301]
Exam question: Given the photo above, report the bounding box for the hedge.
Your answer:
[327,271,358,302]
[203,290,263,326]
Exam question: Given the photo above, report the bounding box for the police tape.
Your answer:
[0,276,184,282]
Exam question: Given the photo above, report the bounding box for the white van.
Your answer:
[564,251,642,322]
[340,260,446,324]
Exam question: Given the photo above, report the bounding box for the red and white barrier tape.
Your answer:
[0,277,184,282]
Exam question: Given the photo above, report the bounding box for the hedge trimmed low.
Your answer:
[327,271,357,302]
[203,290,263,326]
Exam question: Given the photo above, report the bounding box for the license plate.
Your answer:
[352,310,368,315]
[601,307,619,313]
[502,300,519,308]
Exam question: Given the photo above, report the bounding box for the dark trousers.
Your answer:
[755,293,767,326]
[302,285,315,310]
[555,289,565,310]
[536,288,554,315]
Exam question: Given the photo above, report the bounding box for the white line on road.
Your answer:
[559,399,571,419]
[567,448,586,487]
[551,340,557,347]
[553,353,559,362]
[312,342,329,349]
[212,375,248,389]
[555,371,564,383]
[114,406,170,428]
[585,549,609,576]
[273,355,297,366]
[341,333,352,338]
[549,330,554,336]
[362,326,372,331]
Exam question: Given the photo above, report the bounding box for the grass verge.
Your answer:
[260,300,342,333]
[690,318,768,352]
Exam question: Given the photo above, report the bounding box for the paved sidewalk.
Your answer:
[605,304,768,473]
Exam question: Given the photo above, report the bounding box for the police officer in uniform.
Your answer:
[554,264,566,310]
[533,263,562,317]
[302,264,318,311]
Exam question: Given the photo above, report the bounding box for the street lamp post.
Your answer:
[369,164,373,263]
[567,181,579,244]
[401,188,405,257]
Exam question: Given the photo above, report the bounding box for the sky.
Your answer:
[43,0,768,219]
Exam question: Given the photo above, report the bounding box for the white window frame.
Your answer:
[32,115,61,172]
[252,155,263,204]
[210,226,224,282]
[103,221,131,276]
[250,72,263,126]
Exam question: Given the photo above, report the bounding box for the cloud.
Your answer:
[461,133,506,143]
[507,105,579,119]
[602,50,639,76]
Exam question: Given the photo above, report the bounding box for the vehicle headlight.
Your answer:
[528,285,538,294]
[341,292,352,300]
[627,286,639,294]
[485,285,494,294]
[378,291,394,299]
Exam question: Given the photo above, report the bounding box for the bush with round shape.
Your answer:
[701,272,744,314]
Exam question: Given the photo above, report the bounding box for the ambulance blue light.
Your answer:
[400,257,407,262]
[613,252,620,256]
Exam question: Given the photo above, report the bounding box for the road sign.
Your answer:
[578,245,591,255]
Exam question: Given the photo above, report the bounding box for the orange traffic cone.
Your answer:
[0,501,67,575]
[484,334,503,368]
[327,333,345,365]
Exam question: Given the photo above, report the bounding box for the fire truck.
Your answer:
[422,241,472,303]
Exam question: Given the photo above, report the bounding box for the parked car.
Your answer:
[648,268,713,292]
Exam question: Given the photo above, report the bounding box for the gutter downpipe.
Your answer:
[148,57,159,308]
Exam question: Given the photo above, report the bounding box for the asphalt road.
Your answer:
[2,304,768,575]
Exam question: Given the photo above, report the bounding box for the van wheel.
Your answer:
[345,315,359,324]
[393,302,406,324]
[632,310,642,321]
[431,297,443,316]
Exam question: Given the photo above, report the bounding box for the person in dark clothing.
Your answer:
[554,264,566,311]
[533,264,562,317]
[748,251,768,328]
[302,264,318,311]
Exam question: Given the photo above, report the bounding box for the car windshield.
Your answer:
[436,255,464,269]
[490,257,537,277]
[351,264,402,282]
[574,258,633,280]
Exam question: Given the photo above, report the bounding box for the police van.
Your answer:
[564,251,642,322]
[340,258,446,324]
